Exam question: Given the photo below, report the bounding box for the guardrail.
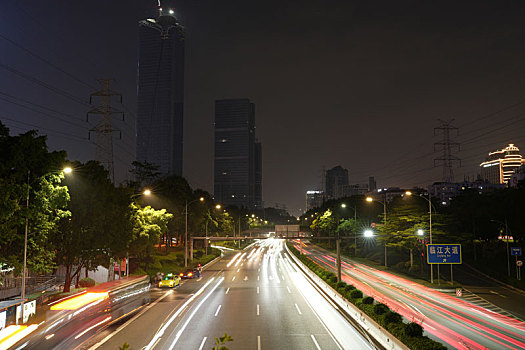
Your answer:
[285,243,409,350]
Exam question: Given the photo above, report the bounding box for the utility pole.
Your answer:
[434,119,460,183]
[87,79,123,183]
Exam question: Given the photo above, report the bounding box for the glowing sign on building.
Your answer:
[480,144,525,184]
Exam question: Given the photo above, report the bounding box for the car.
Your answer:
[179,268,201,279]
[158,273,181,288]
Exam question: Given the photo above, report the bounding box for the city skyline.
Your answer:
[2,1,525,214]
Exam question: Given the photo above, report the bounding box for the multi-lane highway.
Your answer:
[294,240,525,350]
[68,239,375,350]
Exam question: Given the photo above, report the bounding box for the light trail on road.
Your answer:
[295,241,525,350]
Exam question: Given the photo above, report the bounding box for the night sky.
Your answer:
[2,0,525,215]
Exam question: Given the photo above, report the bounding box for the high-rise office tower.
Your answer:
[325,166,349,199]
[136,8,184,175]
[214,99,263,209]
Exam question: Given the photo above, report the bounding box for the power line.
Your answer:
[0,62,90,107]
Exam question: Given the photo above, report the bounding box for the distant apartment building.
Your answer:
[429,180,504,205]
[325,166,349,199]
[480,144,525,185]
[136,9,185,175]
[214,99,262,209]
[305,190,324,210]
[368,176,377,191]
[343,183,369,197]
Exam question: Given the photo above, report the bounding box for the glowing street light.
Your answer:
[143,189,151,196]
[215,204,221,209]
[417,229,424,236]
[63,167,72,174]
[341,203,347,208]
[364,229,374,238]
[185,197,205,267]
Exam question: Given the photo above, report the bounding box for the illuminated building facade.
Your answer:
[480,144,525,184]
[136,9,185,175]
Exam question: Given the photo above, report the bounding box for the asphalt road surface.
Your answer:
[294,240,525,350]
[71,239,375,350]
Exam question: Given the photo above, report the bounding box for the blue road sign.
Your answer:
[511,247,522,256]
[427,244,462,264]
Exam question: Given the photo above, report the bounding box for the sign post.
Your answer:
[511,247,522,280]
[427,244,462,285]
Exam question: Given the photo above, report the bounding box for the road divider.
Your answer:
[285,243,409,350]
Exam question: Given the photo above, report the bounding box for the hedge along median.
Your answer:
[287,243,447,350]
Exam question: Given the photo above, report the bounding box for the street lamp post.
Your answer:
[491,219,511,277]
[340,203,358,256]
[405,191,434,283]
[20,167,72,325]
[185,197,204,267]
[366,195,387,266]
[128,188,152,277]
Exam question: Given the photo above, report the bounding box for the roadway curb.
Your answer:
[201,255,221,271]
[285,244,409,350]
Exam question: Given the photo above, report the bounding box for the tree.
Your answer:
[129,203,173,270]
[0,123,70,274]
[128,160,160,188]
[311,209,338,237]
[54,161,132,292]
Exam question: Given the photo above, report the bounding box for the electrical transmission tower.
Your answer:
[434,119,461,182]
[87,79,124,183]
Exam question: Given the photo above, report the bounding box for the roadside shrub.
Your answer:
[405,338,448,350]
[383,311,403,325]
[405,322,423,337]
[362,296,374,304]
[344,284,356,292]
[336,281,346,289]
[328,275,338,284]
[78,277,95,288]
[373,303,389,315]
[350,289,363,299]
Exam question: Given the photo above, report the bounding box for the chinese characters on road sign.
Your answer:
[427,244,462,264]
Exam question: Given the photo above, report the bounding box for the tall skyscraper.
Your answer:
[214,99,262,209]
[136,8,184,175]
[480,143,525,184]
[325,166,349,199]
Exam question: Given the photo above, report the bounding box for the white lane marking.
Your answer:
[198,337,207,350]
[244,276,248,281]
[258,268,260,272]
[282,274,285,280]
[241,262,244,266]
[257,335,261,350]
[234,253,247,267]
[225,287,230,294]
[226,253,242,267]
[214,305,222,316]
[295,303,302,315]
[89,290,173,350]
[257,304,260,316]
[311,334,322,350]
[168,277,225,350]
[258,276,260,281]
[144,278,217,350]
[232,276,236,281]
[257,287,260,294]
[287,286,292,294]
[237,268,240,272]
